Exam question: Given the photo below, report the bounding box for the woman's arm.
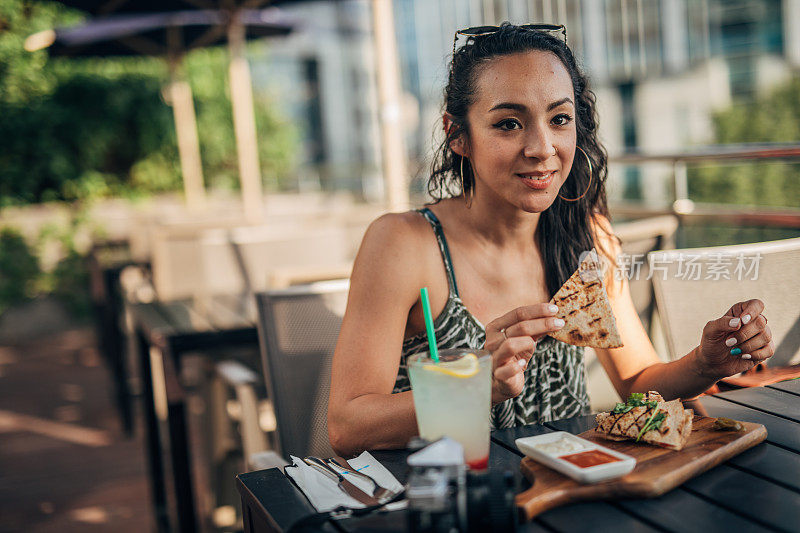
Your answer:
[327,213,432,456]
[591,216,774,401]
[591,258,719,401]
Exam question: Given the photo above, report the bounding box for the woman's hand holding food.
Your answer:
[485,304,565,404]
[694,299,774,380]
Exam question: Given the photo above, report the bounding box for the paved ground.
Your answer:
[0,326,152,533]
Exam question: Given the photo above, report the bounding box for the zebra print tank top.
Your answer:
[393,207,590,429]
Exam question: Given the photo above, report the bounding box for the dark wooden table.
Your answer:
[130,294,259,533]
[237,381,800,532]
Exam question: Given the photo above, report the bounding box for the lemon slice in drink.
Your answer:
[424,352,479,378]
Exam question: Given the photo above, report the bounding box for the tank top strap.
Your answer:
[417,207,460,298]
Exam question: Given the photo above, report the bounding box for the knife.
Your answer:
[327,457,398,503]
[303,456,381,506]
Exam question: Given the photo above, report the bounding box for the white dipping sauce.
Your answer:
[529,436,585,455]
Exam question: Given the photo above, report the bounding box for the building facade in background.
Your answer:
[252,1,383,197]
[253,0,800,204]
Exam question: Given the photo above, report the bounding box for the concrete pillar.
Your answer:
[581,0,608,83]
[228,15,263,222]
[661,0,688,74]
[785,0,800,67]
[372,0,410,211]
[166,60,206,211]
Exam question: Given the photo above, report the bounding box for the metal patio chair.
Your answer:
[255,279,350,459]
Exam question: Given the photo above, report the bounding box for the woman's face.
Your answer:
[459,50,577,213]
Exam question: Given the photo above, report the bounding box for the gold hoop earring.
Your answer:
[460,156,473,208]
[558,146,593,202]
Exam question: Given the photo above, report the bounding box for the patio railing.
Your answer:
[609,143,800,230]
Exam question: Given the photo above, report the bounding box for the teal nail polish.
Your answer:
[730,348,742,356]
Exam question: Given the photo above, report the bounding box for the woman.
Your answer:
[327,23,773,456]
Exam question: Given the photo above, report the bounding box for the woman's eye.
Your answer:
[552,113,573,126]
[494,119,522,131]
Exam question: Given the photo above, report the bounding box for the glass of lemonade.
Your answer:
[407,348,492,470]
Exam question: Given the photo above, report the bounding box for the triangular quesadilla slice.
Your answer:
[548,249,623,349]
[594,391,693,451]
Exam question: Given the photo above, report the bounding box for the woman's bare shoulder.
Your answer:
[367,210,429,238]
[351,210,436,287]
[360,211,432,254]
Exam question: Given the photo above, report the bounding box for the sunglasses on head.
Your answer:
[452,23,567,56]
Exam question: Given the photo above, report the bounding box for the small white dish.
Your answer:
[515,431,636,484]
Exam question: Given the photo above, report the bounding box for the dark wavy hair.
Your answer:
[428,22,614,297]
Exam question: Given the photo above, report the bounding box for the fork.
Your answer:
[326,456,398,503]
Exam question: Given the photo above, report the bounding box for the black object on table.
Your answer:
[237,382,800,532]
[131,294,259,533]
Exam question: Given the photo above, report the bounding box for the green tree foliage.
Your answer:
[36,212,92,316]
[688,76,800,208]
[0,227,40,314]
[0,1,79,103]
[50,248,90,315]
[1,72,178,203]
[0,0,298,206]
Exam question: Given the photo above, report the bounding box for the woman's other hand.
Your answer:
[485,303,564,404]
[694,299,774,380]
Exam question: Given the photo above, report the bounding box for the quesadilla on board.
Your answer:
[594,391,693,451]
[548,249,623,349]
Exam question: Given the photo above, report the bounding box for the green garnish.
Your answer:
[611,402,633,415]
[626,393,646,407]
[612,395,659,415]
[636,410,667,442]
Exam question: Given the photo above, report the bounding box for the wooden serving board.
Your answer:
[516,415,767,520]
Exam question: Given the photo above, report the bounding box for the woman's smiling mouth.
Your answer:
[517,171,557,190]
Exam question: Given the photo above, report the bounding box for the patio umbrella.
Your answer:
[25,9,294,213]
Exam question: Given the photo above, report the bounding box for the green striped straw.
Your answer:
[419,287,439,363]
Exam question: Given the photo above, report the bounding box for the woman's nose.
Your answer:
[523,124,557,160]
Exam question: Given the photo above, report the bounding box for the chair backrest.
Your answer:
[612,215,679,334]
[255,279,350,458]
[150,226,207,300]
[148,217,265,299]
[134,212,255,266]
[268,263,353,289]
[650,237,800,364]
[200,225,352,297]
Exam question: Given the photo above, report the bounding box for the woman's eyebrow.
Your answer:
[488,102,527,112]
[547,97,574,111]
[488,97,574,113]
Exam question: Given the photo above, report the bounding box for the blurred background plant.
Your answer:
[0,227,41,315]
[0,211,93,319]
[36,209,92,316]
[688,76,800,208]
[0,0,299,207]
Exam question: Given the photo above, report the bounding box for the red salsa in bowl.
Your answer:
[558,449,622,468]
